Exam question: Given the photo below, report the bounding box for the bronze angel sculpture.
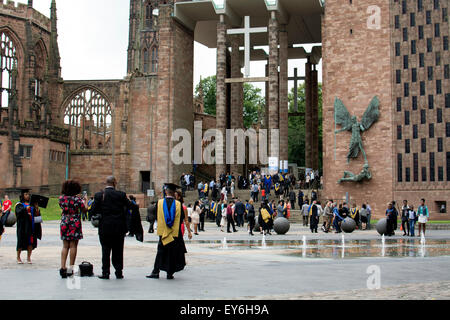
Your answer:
[334,96,380,165]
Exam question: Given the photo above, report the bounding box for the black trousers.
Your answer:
[248,216,255,234]
[227,216,237,232]
[236,213,244,227]
[148,220,155,233]
[199,213,205,231]
[99,234,125,275]
[290,201,295,210]
[402,219,410,235]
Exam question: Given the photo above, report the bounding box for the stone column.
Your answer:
[305,59,313,170]
[279,26,289,168]
[268,11,279,160]
[216,15,227,179]
[311,65,319,170]
[230,35,244,176]
[264,63,269,130]
[154,5,176,193]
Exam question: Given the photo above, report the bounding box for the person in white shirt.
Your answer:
[187,204,193,232]
[221,186,228,202]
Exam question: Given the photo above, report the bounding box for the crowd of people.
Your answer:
[0,177,192,281]
[0,170,434,281]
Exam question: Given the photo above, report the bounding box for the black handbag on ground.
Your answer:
[79,261,94,277]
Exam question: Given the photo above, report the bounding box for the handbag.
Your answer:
[79,261,94,277]
[34,216,43,224]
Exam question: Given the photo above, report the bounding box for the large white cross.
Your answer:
[227,16,268,78]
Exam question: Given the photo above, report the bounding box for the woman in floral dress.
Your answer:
[59,180,88,278]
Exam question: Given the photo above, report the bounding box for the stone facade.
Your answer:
[0,0,68,195]
[0,1,194,199]
[323,0,450,219]
[391,0,450,217]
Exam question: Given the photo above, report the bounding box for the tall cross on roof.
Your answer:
[227,16,268,78]
[288,68,305,112]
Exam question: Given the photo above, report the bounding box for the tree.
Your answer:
[288,83,323,170]
[195,76,217,116]
[195,76,265,129]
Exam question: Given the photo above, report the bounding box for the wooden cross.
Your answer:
[227,16,268,78]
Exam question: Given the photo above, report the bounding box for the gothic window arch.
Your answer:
[33,41,47,100]
[0,31,18,111]
[63,88,113,151]
[151,45,158,73]
[145,2,154,28]
[143,47,150,73]
[142,36,158,74]
[31,41,48,122]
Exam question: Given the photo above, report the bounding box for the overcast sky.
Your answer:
[26,0,321,92]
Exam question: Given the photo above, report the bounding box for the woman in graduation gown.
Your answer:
[16,189,42,264]
[147,184,192,280]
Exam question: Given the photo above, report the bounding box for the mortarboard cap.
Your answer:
[19,188,32,194]
[30,194,49,209]
[164,183,181,192]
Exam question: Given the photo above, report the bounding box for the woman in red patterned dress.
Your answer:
[59,180,88,278]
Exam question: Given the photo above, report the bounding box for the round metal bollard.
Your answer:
[273,217,290,235]
[376,218,388,236]
[5,212,17,227]
[341,217,356,233]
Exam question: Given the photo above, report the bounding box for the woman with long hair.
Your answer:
[59,180,88,278]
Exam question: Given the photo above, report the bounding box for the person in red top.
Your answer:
[2,195,12,213]
[1,195,12,226]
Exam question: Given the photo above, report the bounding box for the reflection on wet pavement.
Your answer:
[206,239,450,259]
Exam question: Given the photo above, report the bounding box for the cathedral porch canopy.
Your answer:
[174,0,323,55]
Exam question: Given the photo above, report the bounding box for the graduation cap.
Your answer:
[19,188,32,194]
[30,194,49,209]
[164,183,181,192]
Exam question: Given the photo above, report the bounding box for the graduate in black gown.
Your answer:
[309,200,319,233]
[15,189,42,264]
[147,183,192,280]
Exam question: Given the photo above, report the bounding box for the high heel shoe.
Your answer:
[59,268,68,279]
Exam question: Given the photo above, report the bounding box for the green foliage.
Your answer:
[288,83,323,169]
[243,83,265,129]
[195,76,217,116]
[195,76,266,129]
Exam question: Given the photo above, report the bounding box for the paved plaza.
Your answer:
[1,221,450,300]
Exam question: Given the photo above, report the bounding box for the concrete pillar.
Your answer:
[216,15,227,179]
[311,65,319,170]
[230,35,244,176]
[279,26,289,167]
[264,63,269,130]
[305,59,313,170]
[268,11,279,159]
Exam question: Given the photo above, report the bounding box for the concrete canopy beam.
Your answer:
[264,0,290,25]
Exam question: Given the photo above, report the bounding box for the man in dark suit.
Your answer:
[91,176,133,280]
[234,198,246,228]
